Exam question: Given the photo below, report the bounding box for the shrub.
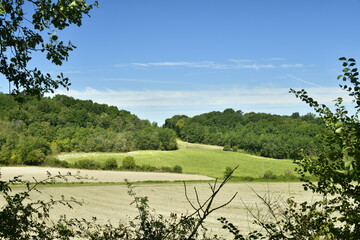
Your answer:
[43,156,69,168]
[122,156,136,170]
[23,149,45,165]
[232,146,238,152]
[159,166,172,172]
[173,165,183,173]
[140,164,157,172]
[59,160,70,168]
[283,169,297,180]
[262,170,277,179]
[223,145,231,151]
[75,159,101,170]
[103,158,118,170]
[43,156,58,166]
[239,176,255,181]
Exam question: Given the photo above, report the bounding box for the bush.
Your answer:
[122,156,136,170]
[239,176,255,181]
[43,156,59,166]
[282,169,297,180]
[103,158,118,170]
[223,145,231,151]
[159,166,172,172]
[232,146,238,152]
[262,170,277,179]
[140,164,157,172]
[173,165,183,173]
[43,156,69,168]
[74,159,101,170]
[23,149,45,165]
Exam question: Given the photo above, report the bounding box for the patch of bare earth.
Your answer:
[0,167,319,237]
[2,181,319,237]
[0,166,214,182]
[177,139,223,150]
[33,183,314,239]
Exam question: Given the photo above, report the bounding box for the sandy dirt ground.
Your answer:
[2,181,319,237]
[177,139,223,150]
[0,166,214,182]
[0,166,320,237]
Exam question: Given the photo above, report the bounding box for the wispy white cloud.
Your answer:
[262,57,286,61]
[228,59,254,63]
[132,62,193,67]
[49,86,351,109]
[116,60,304,71]
[286,74,321,87]
[281,64,304,68]
[47,86,353,123]
[101,78,182,84]
[117,61,277,70]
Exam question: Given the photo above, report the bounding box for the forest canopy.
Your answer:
[164,109,324,159]
[0,93,177,166]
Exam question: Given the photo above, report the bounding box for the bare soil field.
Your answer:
[177,139,223,150]
[57,150,169,161]
[0,166,214,182]
[0,166,319,237]
[9,182,319,237]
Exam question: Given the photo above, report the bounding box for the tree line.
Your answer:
[164,109,325,159]
[0,94,177,166]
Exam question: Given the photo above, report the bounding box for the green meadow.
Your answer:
[59,141,297,179]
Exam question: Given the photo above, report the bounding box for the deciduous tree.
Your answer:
[0,0,98,96]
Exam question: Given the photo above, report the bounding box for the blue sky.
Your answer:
[2,0,360,124]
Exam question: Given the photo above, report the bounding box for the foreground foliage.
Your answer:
[0,0,98,96]
[0,170,238,239]
[220,58,360,239]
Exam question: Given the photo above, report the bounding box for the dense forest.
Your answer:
[164,109,325,159]
[0,94,177,166]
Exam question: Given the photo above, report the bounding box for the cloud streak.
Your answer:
[50,86,350,109]
[286,74,321,87]
[47,86,353,123]
[116,60,305,70]
[101,78,182,84]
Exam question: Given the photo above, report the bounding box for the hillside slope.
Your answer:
[61,140,297,179]
[0,94,177,166]
[164,109,324,159]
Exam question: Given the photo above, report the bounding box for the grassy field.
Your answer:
[58,140,297,179]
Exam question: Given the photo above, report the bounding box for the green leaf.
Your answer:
[335,127,342,133]
[339,57,347,61]
[344,160,353,170]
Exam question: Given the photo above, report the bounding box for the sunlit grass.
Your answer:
[60,142,297,179]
